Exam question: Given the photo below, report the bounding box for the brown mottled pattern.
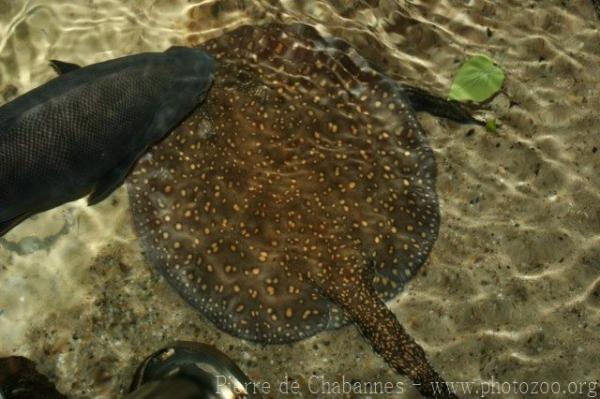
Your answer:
[129,24,453,398]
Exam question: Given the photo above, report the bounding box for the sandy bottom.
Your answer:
[0,0,599,398]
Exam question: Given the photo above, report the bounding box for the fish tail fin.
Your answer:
[0,213,30,237]
[402,85,485,126]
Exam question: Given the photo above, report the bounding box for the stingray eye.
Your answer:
[221,67,253,88]
[236,70,252,83]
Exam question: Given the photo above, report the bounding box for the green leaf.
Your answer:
[485,118,497,133]
[449,55,504,103]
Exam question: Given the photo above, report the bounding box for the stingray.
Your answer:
[128,23,478,398]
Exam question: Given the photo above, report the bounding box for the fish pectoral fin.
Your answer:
[401,84,485,126]
[87,153,139,206]
[0,213,31,237]
[49,60,81,75]
[88,99,184,206]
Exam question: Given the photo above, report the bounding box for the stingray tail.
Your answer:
[349,290,457,398]
[402,84,484,126]
[314,274,458,399]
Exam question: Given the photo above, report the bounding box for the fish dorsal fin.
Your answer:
[165,46,189,55]
[49,60,81,75]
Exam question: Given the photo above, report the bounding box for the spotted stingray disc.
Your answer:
[128,23,439,344]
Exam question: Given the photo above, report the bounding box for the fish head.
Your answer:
[165,46,216,99]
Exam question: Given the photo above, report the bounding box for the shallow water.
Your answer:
[1,0,599,398]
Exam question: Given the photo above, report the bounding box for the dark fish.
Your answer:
[0,47,215,237]
[129,24,477,398]
[0,356,66,399]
